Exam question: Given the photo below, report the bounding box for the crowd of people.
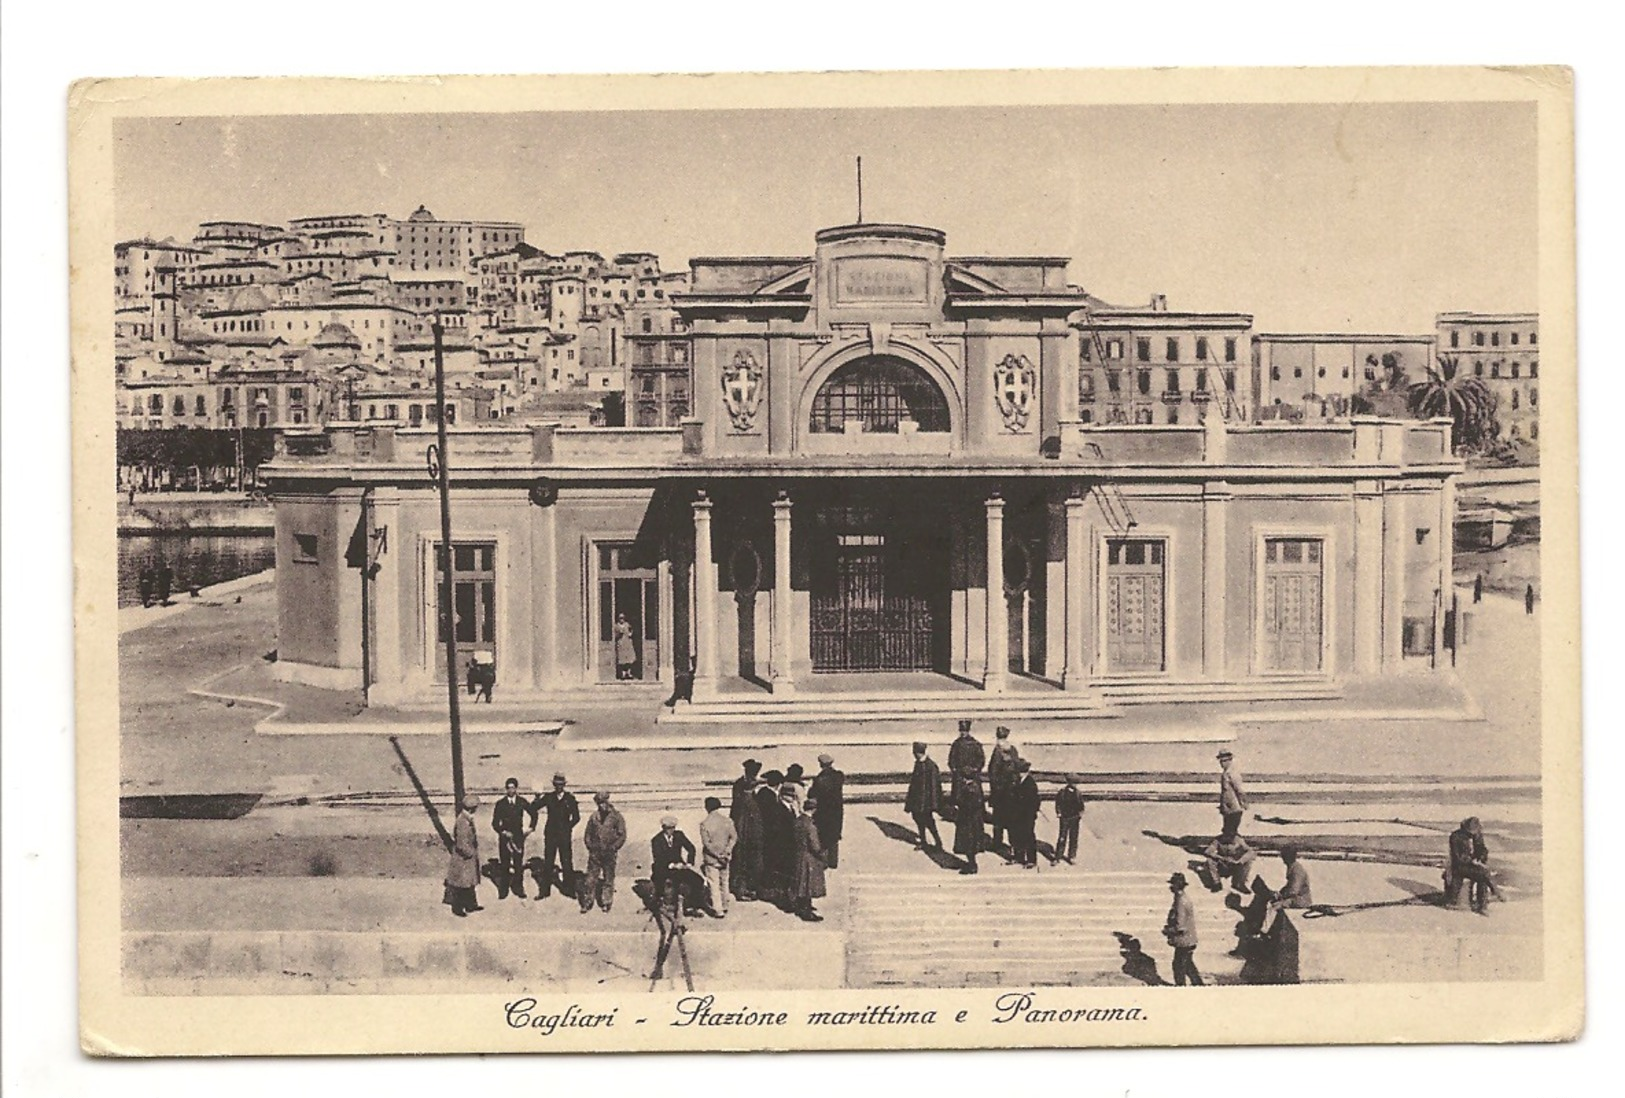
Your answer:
[439,726,1508,989]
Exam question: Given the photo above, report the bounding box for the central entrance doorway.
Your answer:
[809,504,947,672]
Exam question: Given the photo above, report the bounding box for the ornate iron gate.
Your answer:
[811,525,938,672]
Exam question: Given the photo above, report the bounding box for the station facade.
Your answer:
[264,222,1460,719]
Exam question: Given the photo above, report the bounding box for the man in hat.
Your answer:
[729,759,764,901]
[444,794,484,917]
[1202,830,1258,893]
[1008,759,1041,868]
[490,777,532,899]
[790,795,829,922]
[651,814,698,913]
[808,753,846,870]
[905,741,944,851]
[581,790,626,913]
[952,763,986,875]
[947,718,985,778]
[755,770,792,906]
[987,726,1022,856]
[1163,872,1203,986]
[532,773,581,900]
[699,795,737,917]
[1217,749,1248,838]
[1053,774,1085,865]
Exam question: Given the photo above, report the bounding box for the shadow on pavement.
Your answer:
[867,815,963,871]
[1113,932,1167,986]
[120,792,263,819]
[389,735,452,850]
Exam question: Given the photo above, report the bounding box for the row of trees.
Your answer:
[117,427,279,492]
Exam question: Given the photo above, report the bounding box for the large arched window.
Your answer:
[808,356,951,434]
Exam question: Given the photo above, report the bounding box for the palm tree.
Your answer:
[1407,355,1499,452]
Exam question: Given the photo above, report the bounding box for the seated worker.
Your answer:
[1448,816,1504,915]
[1203,831,1259,893]
[1267,845,1313,912]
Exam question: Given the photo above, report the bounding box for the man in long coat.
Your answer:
[948,718,985,778]
[904,741,943,850]
[729,760,764,901]
[443,795,483,917]
[951,766,986,875]
[808,753,846,870]
[790,796,829,922]
[581,790,627,913]
[1008,759,1041,868]
[490,777,532,899]
[755,771,792,907]
[1217,749,1248,838]
[987,726,1022,855]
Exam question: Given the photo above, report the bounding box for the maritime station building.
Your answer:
[263,222,1461,726]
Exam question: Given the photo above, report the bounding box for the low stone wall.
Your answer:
[119,494,275,534]
[123,928,847,995]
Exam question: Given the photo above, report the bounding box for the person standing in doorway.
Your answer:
[580,790,626,914]
[1053,774,1085,865]
[1217,749,1248,838]
[532,773,581,899]
[443,795,483,918]
[1163,872,1203,986]
[491,778,531,899]
[809,753,845,870]
[614,611,638,679]
[905,741,944,851]
[699,796,737,918]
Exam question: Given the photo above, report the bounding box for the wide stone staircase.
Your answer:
[844,870,1246,988]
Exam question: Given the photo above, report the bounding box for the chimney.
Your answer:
[1150,294,1168,312]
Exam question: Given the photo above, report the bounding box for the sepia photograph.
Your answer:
[68,65,1581,1055]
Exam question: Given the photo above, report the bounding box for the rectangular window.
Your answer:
[1511,333,1520,346]
[293,533,319,563]
[1165,338,1179,362]
[1137,370,1151,396]
[1165,369,1180,393]
[1530,332,1538,346]
[1474,332,1485,346]
[1080,340,1092,362]
[1224,338,1238,363]
[1195,337,1209,361]
[433,540,497,680]
[1107,339,1124,360]
[1491,332,1500,346]
[1224,370,1237,392]
[1450,331,1460,348]
[1136,338,1151,362]
[1107,370,1121,394]
[1105,538,1166,673]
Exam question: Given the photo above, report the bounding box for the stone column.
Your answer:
[1436,476,1456,661]
[692,491,718,698]
[1381,485,1407,669]
[984,493,1008,693]
[1353,481,1384,675]
[1062,491,1089,691]
[771,490,796,696]
[1202,481,1230,678]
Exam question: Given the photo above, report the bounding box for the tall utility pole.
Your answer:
[430,320,466,809]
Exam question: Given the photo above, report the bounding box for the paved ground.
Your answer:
[116,573,1545,990]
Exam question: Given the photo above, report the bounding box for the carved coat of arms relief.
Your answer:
[721,349,764,432]
[993,353,1038,432]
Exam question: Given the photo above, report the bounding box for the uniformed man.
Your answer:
[490,777,532,899]
[987,726,1022,855]
[1163,872,1203,986]
[947,718,985,777]
[532,772,581,899]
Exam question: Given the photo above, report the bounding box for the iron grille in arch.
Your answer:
[808,357,951,434]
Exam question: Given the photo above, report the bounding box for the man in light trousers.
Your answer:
[699,795,738,917]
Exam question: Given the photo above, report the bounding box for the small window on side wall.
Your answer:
[293,533,319,563]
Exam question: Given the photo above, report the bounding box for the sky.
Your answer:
[114,101,1536,334]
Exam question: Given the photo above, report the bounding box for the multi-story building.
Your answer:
[393,205,524,276]
[1435,312,1540,444]
[1074,298,1253,425]
[1253,333,1435,414]
[120,355,335,431]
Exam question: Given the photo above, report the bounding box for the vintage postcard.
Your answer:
[71,66,1581,1055]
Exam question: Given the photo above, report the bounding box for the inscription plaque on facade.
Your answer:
[834,257,929,304]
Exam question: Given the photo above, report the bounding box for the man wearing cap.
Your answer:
[1163,872,1203,986]
[651,814,698,913]
[443,795,484,917]
[699,796,738,917]
[987,726,1022,856]
[1008,758,1041,869]
[951,763,986,875]
[947,718,985,778]
[1202,830,1258,893]
[1053,774,1085,865]
[808,753,846,871]
[905,741,944,851]
[729,759,764,902]
[532,773,581,900]
[491,777,533,900]
[1217,749,1248,838]
[581,790,627,914]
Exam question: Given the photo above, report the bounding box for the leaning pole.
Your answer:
[429,319,467,810]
